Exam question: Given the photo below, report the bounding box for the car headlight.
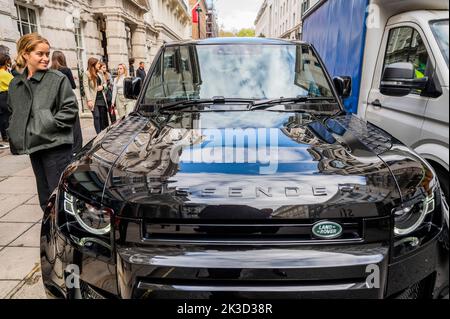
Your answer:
[394,193,435,236]
[63,192,112,235]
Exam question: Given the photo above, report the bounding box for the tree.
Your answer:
[218,27,256,38]
[236,28,256,37]
[219,30,235,37]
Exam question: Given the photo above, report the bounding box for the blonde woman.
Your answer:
[111,63,132,118]
[7,33,78,211]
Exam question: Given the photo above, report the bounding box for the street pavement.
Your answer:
[0,118,96,299]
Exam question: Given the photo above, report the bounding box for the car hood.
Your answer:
[64,111,429,220]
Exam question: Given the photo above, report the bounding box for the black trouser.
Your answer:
[0,92,10,141]
[92,103,109,134]
[73,115,83,155]
[0,112,9,141]
[30,144,73,212]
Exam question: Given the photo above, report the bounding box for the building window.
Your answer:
[125,24,133,59]
[74,19,85,70]
[73,18,87,111]
[14,3,38,36]
[301,0,310,16]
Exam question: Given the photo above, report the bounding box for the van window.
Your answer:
[430,19,449,66]
[383,26,430,95]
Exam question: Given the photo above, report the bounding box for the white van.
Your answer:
[359,2,449,200]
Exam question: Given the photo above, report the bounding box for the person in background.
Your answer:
[136,61,146,83]
[100,62,112,85]
[83,57,109,134]
[100,62,115,124]
[0,53,13,148]
[7,33,78,212]
[51,50,83,155]
[129,57,135,77]
[11,60,24,77]
[111,63,132,118]
[0,45,9,55]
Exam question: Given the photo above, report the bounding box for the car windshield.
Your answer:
[430,19,449,66]
[142,43,336,111]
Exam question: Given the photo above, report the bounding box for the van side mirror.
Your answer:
[124,77,142,100]
[380,62,428,96]
[333,76,352,98]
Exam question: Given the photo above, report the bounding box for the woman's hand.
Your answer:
[87,100,94,111]
[97,85,103,91]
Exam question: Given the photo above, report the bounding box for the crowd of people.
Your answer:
[0,33,147,211]
[82,57,146,134]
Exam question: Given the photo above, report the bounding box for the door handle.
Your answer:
[370,99,382,108]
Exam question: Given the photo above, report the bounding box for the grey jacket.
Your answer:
[82,72,107,106]
[7,68,79,155]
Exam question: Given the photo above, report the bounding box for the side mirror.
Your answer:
[333,76,352,98]
[380,62,428,96]
[124,77,142,100]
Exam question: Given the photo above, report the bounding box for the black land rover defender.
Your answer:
[41,38,449,299]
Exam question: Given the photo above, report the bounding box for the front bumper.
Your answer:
[40,192,448,299]
[116,243,389,299]
[41,229,447,299]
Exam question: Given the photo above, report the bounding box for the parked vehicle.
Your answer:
[40,38,448,299]
[302,0,449,201]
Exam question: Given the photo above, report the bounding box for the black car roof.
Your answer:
[164,37,308,47]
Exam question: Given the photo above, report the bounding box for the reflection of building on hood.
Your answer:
[309,144,388,176]
[282,126,322,146]
[115,115,203,176]
[272,205,310,219]
[106,115,203,202]
[281,119,387,176]
[280,114,323,146]
[280,116,396,205]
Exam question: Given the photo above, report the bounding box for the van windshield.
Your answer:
[430,19,449,66]
[142,44,335,108]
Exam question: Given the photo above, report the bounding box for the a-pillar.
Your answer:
[104,14,129,70]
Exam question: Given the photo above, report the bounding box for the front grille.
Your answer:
[142,220,363,244]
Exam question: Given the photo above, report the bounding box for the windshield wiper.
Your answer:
[250,96,337,111]
[160,97,254,111]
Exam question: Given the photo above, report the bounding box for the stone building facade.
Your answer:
[254,0,320,39]
[0,0,192,113]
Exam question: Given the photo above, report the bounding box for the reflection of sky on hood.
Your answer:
[175,111,317,175]
[178,127,316,174]
[196,111,291,129]
[197,45,309,99]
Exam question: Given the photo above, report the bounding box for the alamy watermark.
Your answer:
[169,127,281,175]
[65,264,80,289]
[366,264,381,289]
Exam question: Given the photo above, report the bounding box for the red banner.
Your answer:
[192,4,199,23]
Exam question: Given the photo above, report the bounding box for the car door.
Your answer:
[365,23,435,147]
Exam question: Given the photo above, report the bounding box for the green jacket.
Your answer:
[7,68,79,155]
